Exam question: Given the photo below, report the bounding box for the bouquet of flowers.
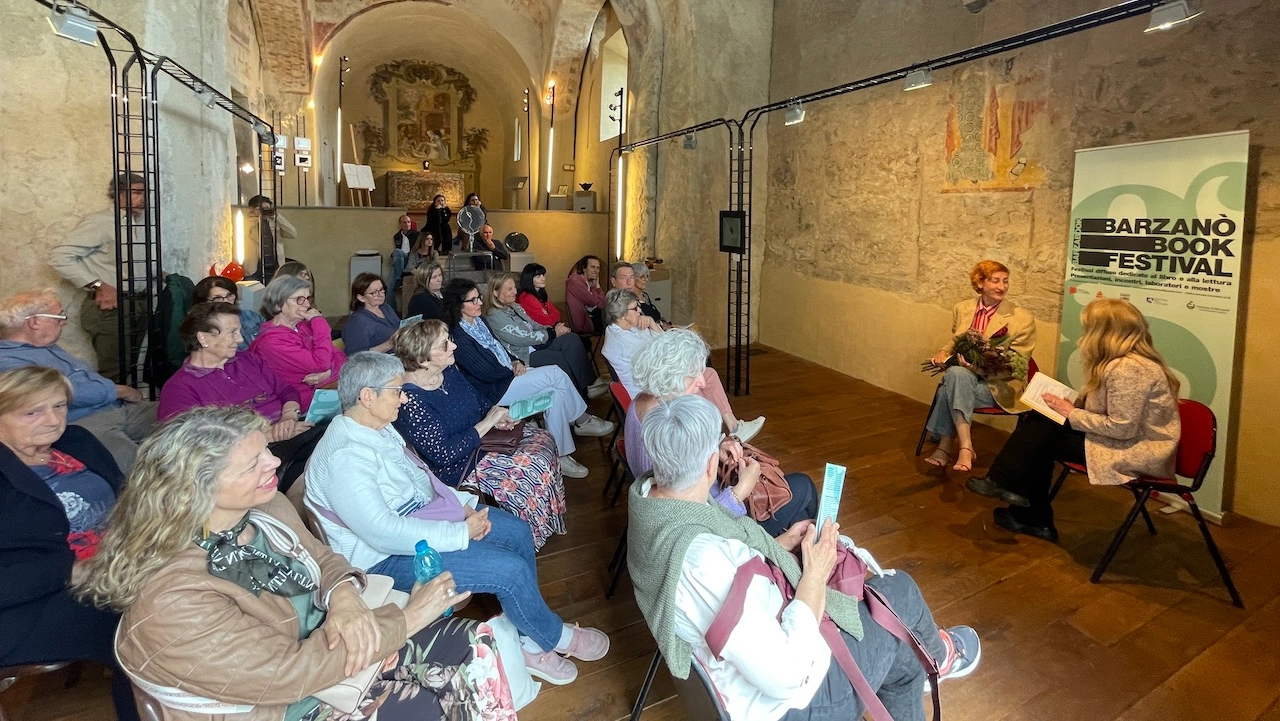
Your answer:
[921,326,1029,381]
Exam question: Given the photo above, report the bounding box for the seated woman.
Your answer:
[965,298,1180,543]
[626,329,815,537]
[602,288,764,443]
[631,262,670,327]
[304,352,609,686]
[629,395,980,721]
[564,255,607,336]
[923,259,1036,473]
[407,262,446,321]
[516,262,561,327]
[249,276,346,411]
[159,302,326,493]
[271,261,322,314]
[75,405,514,719]
[0,367,139,721]
[393,320,567,548]
[192,275,264,349]
[342,272,401,355]
[443,278,613,480]
[484,273,607,401]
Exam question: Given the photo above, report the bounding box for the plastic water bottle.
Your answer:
[413,539,452,617]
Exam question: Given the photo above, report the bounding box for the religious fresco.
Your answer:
[943,65,1048,193]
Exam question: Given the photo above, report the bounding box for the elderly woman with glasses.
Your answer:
[249,276,346,412]
[630,262,669,327]
[0,367,139,721]
[192,275,265,349]
[159,302,326,493]
[442,278,613,480]
[603,289,764,443]
[76,405,515,720]
[342,272,401,355]
[625,329,816,536]
[305,352,610,687]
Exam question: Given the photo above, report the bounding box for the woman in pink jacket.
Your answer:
[249,276,346,411]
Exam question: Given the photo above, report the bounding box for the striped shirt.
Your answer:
[970,301,1000,333]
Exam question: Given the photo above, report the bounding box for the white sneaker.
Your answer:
[587,379,610,399]
[572,414,615,437]
[560,455,589,478]
[733,416,765,444]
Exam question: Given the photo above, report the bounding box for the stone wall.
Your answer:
[763,0,1280,524]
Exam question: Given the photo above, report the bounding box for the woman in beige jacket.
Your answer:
[74,406,514,720]
[965,299,1181,543]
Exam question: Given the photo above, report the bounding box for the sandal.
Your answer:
[925,448,952,468]
[953,446,976,473]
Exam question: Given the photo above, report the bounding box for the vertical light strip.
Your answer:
[234,209,245,265]
[615,156,624,260]
[335,107,343,183]
[545,127,555,195]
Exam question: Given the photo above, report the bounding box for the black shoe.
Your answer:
[966,476,1031,508]
[993,507,1059,543]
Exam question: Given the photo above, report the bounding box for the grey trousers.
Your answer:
[73,401,159,473]
[780,572,947,721]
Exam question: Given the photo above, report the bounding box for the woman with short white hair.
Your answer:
[603,305,763,442]
[630,263,669,327]
[628,395,981,721]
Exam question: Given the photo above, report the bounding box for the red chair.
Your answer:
[1088,399,1242,607]
[914,357,1038,456]
[603,382,633,504]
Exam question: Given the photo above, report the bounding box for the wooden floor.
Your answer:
[8,346,1280,721]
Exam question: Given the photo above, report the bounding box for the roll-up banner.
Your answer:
[1060,130,1249,517]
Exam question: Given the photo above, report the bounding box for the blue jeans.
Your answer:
[390,249,408,291]
[367,507,564,651]
[924,365,996,439]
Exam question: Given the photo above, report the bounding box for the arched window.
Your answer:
[599,30,628,141]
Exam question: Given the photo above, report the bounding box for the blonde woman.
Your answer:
[966,299,1180,543]
[74,406,514,720]
[924,260,1036,473]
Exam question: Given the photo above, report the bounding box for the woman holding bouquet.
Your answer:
[924,260,1036,473]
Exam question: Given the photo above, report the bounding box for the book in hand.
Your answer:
[304,389,342,424]
[508,389,554,421]
[1019,373,1079,425]
[814,463,847,542]
[399,314,423,328]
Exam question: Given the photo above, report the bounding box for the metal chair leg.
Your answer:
[1048,465,1071,502]
[606,529,628,599]
[915,391,941,456]
[610,467,631,507]
[1092,487,1154,583]
[1186,499,1244,608]
[630,651,663,720]
[604,456,621,499]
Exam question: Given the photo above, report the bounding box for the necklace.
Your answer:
[408,370,447,394]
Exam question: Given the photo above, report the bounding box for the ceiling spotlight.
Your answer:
[683,134,697,150]
[239,162,255,174]
[48,1,98,46]
[199,89,217,108]
[784,101,805,126]
[903,69,934,91]
[1145,0,1203,32]
[620,145,635,155]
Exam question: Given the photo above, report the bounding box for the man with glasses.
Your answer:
[0,289,158,472]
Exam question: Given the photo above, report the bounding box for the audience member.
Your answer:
[342,273,401,355]
[0,289,157,472]
[631,262,669,327]
[390,213,418,292]
[158,302,325,493]
[628,394,981,721]
[924,260,1036,473]
[392,321,567,546]
[602,289,763,442]
[0,367,139,721]
[564,255,606,335]
[76,405,513,719]
[609,262,635,292]
[443,278,612,479]
[484,273,606,401]
[425,194,453,256]
[249,276,346,411]
[516,263,561,327]
[304,352,609,686]
[271,260,313,286]
[48,172,150,382]
[966,298,1180,543]
[407,262,446,321]
[476,224,510,267]
[246,194,296,278]
[191,275,264,349]
[626,329,811,535]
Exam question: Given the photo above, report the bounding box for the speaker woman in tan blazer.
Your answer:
[966,299,1180,542]
[924,260,1036,473]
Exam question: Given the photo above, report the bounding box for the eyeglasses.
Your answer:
[366,288,387,296]
[27,313,69,321]
[463,296,483,304]
[288,295,313,306]
[370,385,407,396]
[626,305,640,313]
[208,294,236,303]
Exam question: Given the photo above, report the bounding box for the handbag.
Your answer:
[718,442,792,522]
[478,421,525,453]
[312,574,410,714]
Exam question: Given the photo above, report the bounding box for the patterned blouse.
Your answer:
[393,366,491,487]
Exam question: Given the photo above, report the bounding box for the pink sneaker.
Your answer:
[558,624,610,662]
[522,648,578,685]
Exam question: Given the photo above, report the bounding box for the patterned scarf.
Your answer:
[194,513,318,597]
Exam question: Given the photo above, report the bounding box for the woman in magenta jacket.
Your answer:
[249,275,346,411]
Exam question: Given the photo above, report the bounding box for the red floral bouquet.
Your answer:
[922,326,1029,381]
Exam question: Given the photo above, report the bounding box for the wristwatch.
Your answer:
[86,280,103,291]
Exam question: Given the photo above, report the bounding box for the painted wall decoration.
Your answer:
[944,65,1048,192]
